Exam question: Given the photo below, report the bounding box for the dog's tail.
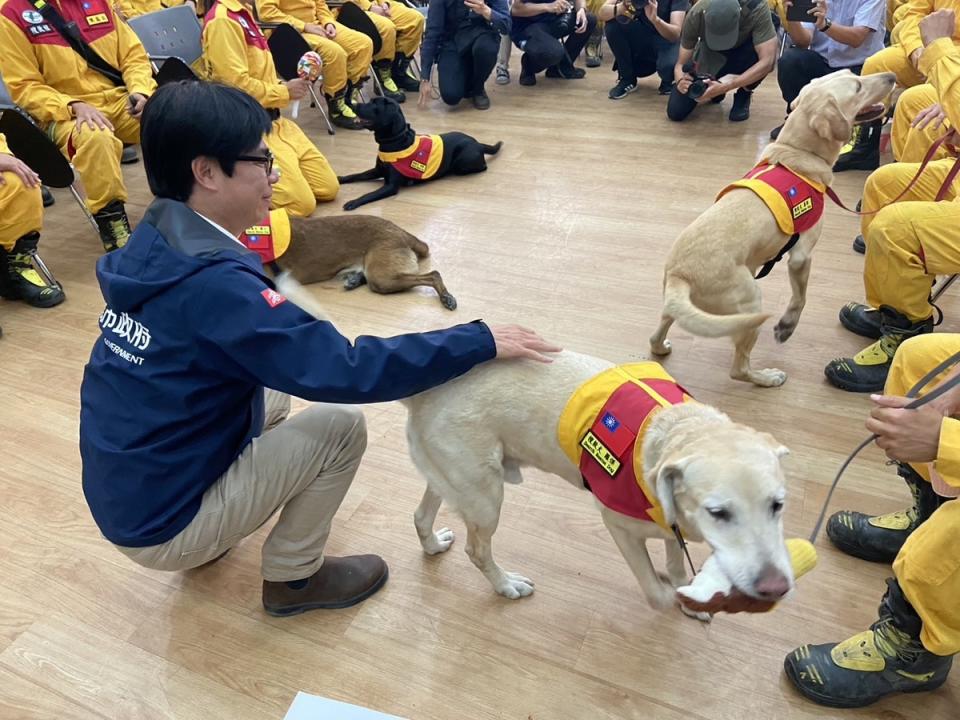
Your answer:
[276,272,332,323]
[481,141,503,155]
[664,276,769,338]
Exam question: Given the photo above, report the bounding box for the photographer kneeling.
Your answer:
[600,0,689,100]
[668,0,778,122]
[511,0,598,85]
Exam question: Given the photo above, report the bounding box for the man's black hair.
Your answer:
[140,81,272,202]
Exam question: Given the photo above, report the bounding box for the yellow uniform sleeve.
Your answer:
[115,17,158,98]
[314,0,336,25]
[934,417,960,488]
[920,38,960,130]
[203,15,290,108]
[0,133,9,155]
[897,0,937,59]
[0,14,76,123]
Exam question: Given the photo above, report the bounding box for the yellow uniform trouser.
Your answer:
[891,84,952,163]
[301,33,349,94]
[862,159,960,321]
[47,90,140,214]
[886,333,960,656]
[265,117,339,216]
[385,1,425,58]
[364,11,397,62]
[862,45,926,89]
[327,22,374,84]
[0,170,42,251]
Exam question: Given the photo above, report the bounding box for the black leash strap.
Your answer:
[809,350,960,544]
[755,233,799,280]
[673,523,698,576]
[32,0,125,87]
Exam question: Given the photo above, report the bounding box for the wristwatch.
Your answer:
[821,17,833,31]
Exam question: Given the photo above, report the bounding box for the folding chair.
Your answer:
[267,23,336,134]
[127,5,203,83]
[0,94,82,288]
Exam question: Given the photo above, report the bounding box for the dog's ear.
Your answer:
[760,432,790,460]
[648,457,691,527]
[809,96,850,141]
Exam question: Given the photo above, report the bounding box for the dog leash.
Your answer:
[808,350,960,545]
[673,524,698,577]
[825,132,960,214]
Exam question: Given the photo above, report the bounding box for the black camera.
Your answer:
[682,62,713,99]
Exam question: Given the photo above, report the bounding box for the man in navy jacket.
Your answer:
[79,80,558,617]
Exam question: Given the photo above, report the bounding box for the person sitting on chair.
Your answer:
[256,0,374,127]
[203,0,340,212]
[116,0,196,19]
[0,132,64,316]
[419,0,512,109]
[0,0,157,252]
[667,0,777,122]
[599,0,688,100]
[770,0,886,140]
[344,0,426,94]
[510,0,598,85]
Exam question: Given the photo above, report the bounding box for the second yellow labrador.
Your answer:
[650,70,896,387]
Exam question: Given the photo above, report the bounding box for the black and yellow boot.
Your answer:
[784,578,953,708]
[827,465,951,563]
[326,89,365,130]
[374,60,406,103]
[838,302,883,340]
[0,233,65,308]
[824,306,933,392]
[392,54,420,92]
[585,25,603,68]
[93,200,132,253]
[833,119,882,172]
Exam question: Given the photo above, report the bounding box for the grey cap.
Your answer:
[704,0,742,52]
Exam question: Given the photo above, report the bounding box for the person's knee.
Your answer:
[867,205,910,252]
[475,32,499,61]
[541,41,565,68]
[277,182,318,217]
[314,175,339,203]
[328,405,368,458]
[75,125,122,154]
[666,94,692,122]
[440,86,464,105]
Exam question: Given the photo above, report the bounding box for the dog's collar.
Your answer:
[376,124,417,153]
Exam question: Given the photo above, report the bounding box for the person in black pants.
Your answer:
[510,0,598,85]
[599,0,689,99]
[419,0,512,109]
[667,0,777,122]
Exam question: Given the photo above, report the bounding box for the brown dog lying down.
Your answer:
[241,210,457,310]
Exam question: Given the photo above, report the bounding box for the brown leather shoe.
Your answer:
[262,555,388,616]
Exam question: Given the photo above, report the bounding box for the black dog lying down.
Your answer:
[338,97,503,211]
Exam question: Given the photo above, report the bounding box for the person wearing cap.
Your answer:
[668,0,778,122]
[769,0,886,140]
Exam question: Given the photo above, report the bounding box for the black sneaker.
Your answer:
[0,232,65,308]
[853,234,866,254]
[729,88,752,122]
[41,186,55,208]
[834,120,881,172]
[826,466,951,564]
[519,54,536,86]
[121,145,139,165]
[608,79,637,100]
[839,302,882,339]
[545,64,585,79]
[392,55,420,92]
[93,200,132,253]
[472,91,491,110]
[784,579,954,708]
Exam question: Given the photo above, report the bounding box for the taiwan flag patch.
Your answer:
[261,288,286,308]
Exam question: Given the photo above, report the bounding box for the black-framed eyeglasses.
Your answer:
[235,149,275,175]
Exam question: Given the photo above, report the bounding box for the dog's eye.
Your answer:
[771,500,784,515]
[707,507,731,522]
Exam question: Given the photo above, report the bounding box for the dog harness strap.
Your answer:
[377,134,445,180]
[238,209,291,264]
[718,163,826,236]
[557,364,694,528]
[755,233,799,280]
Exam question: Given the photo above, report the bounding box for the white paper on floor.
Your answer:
[283,691,409,720]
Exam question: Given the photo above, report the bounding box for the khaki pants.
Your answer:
[887,334,960,655]
[0,167,42,251]
[266,117,339,216]
[117,391,367,582]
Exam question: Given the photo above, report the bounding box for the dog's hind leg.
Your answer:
[365,248,457,309]
[731,325,786,387]
[649,315,674,356]
[408,431,457,555]
[342,270,367,290]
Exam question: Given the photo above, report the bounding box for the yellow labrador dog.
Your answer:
[650,70,896,387]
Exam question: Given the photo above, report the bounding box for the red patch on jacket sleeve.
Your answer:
[261,288,286,307]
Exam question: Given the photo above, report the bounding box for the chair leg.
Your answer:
[309,85,335,135]
[410,56,422,81]
[370,65,384,97]
[69,182,100,238]
[932,274,958,303]
[29,249,60,290]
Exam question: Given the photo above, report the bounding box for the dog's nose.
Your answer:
[753,565,791,599]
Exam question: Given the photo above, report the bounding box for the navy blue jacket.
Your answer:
[419,0,511,81]
[80,199,496,548]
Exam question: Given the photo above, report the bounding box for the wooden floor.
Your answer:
[1,51,958,719]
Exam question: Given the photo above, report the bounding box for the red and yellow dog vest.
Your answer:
[378,134,444,181]
[239,209,291,263]
[717,163,826,236]
[557,363,693,528]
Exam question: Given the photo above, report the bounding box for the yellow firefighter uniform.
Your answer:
[862,0,960,88]
[891,83,952,163]
[256,0,372,88]
[347,0,425,60]
[0,0,155,213]
[115,0,186,19]
[201,0,338,214]
[884,333,960,655]
[0,133,43,251]
[860,37,960,322]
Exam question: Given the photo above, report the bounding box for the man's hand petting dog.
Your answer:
[490,325,562,362]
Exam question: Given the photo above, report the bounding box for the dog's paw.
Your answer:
[439,293,457,311]
[343,200,359,211]
[421,527,455,555]
[494,572,535,599]
[649,339,672,356]
[751,368,787,387]
[773,320,796,344]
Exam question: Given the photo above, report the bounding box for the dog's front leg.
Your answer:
[774,247,813,344]
[601,512,676,611]
[343,174,402,211]
[337,166,384,184]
